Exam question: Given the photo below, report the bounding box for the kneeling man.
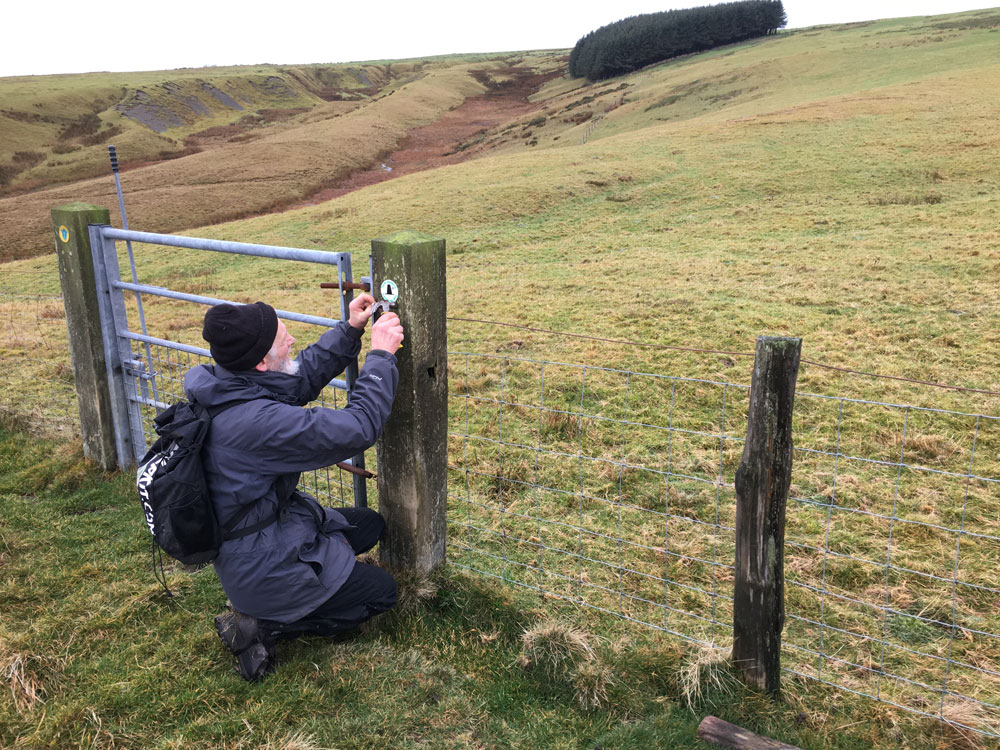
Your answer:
[186,295,404,680]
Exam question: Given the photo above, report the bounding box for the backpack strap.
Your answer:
[206,400,250,419]
[202,397,301,542]
[220,501,282,541]
[202,398,285,541]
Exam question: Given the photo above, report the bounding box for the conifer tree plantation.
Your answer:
[570,0,787,80]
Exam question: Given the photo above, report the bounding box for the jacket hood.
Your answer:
[185,363,309,408]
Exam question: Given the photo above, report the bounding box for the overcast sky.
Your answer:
[2,1,997,78]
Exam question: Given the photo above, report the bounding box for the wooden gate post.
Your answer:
[370,231,447,575]
[50,203,118,471]
[732,335,801,696]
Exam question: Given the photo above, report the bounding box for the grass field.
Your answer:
[2,6,1000,748]
[0,425,980,749]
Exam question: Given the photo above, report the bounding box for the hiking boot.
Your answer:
[214,610,275,682]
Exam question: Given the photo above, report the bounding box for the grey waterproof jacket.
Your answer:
[184,321,397,622]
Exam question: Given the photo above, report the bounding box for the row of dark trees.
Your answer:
[569,1,787,81]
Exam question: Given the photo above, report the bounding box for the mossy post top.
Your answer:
[53,201,108,215]
[372,230,443,248]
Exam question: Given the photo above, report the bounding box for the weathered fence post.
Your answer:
[370,231,447,575]
[732,335,801,696]
[50,202,118,471]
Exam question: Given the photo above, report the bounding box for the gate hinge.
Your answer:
[122,358,156,381]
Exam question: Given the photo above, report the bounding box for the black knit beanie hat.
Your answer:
[202,301,279,371]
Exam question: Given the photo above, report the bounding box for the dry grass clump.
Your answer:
[226,731,330,750]
[571,659,615,711]
[1,648,51,715]
[484,458,531,502]
[380,564,440,616]
[517,619,615,709]
[903,432,963,463]
[517,619,595,676]
[867,191,943,206]
[937,698,995,750]
[271,731,329,750]
[678,644,739,710]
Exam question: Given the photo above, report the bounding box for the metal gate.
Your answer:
[87,224,371,507]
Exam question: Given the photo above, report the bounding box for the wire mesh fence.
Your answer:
[5,287,999,737]
[784,392,1000,737]
[446,351,1000,739]
[447,352,747,643]
[0,291,79,436]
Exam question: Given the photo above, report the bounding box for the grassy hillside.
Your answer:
[0,55,562,261]
[8,8,991,398]
[2,7,1000,747]
[0,64,394,191]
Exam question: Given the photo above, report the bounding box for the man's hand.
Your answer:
[348,293,376,330]
[371,312,404,355]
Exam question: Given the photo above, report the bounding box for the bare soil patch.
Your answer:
[283,69,560,209]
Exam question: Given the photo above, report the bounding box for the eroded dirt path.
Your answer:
[284,69,559,209]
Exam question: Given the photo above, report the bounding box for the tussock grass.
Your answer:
[517,619,619,710]
[391,570,442,616]
[260,732,327,750]
[867,191,944,206]
[571,658,616,711]
[0,648,52,715]
[517,619,596,676]
[940,698,993,750]
[679,645,740,710]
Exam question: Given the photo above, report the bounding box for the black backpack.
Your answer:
[135,399,278,568]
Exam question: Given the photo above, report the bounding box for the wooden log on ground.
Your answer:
[697,716,803,750]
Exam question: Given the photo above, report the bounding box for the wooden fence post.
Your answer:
[50,202,118,471]
[732,335,801,696]
[370,231,447,576]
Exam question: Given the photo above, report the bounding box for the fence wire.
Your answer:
[448,351,747,642]
[6,291,999,737]
[447,351,1000,739]
[0,292,79,436]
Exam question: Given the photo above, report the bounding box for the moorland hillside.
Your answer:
[0,55,564,260]
[2,11,1000,747]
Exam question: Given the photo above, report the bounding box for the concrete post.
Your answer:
[371,231,447,575]
[50,203,117,471]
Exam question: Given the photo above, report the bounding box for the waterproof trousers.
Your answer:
[258,506,397,638]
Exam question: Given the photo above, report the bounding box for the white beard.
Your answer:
[268,354,300,376]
